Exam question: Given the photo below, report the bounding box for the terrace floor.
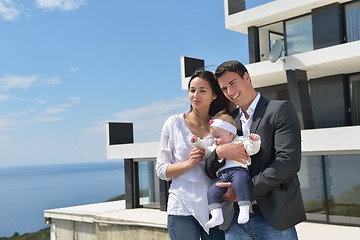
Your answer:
[44,200,360,240]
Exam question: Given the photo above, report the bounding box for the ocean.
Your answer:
[0,161,125,237]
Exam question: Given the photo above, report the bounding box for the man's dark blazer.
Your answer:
[206,95,306,231]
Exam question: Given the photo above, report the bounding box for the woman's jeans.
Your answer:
[168,215,224,240]
[225,212,298,240]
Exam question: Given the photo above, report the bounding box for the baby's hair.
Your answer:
[212,110,236,128]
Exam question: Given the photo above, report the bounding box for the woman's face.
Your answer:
[188,77,216,112]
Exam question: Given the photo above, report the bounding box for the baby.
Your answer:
[191,112,261,228]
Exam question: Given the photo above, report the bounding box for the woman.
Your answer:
[156,68,229,240]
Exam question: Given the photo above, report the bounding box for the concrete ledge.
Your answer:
[296,222,360,239]
[45,201,360,240]
[44,201,169,240]
[105,126,360,160]
[95,208,167,229]
[45,200,167,228]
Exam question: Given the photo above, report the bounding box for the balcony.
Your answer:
[224,0,353,34]
[247,40,360,88]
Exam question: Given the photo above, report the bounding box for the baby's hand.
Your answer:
[191,137,207,150]
[191,137,211,161]
[248,133,260,141]
[190,136,198,143]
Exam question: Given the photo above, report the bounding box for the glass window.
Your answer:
[299,154,360,225]
[258,21,284,62]
[285,15,313,55]
[299,156,327,221]
[137,159,160,208]
[269,31,285,58]
[350,74,360,125]
[326,155,360,224]
[345,1,360,42]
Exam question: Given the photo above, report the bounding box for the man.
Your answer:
[205,60,306,239]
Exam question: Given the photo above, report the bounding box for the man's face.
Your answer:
[217,71,251,108]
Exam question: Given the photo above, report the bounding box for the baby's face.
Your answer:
[210,126,234,146]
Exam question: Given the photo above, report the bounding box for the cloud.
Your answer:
[46,76,61,85]
[0,93,10,101]
[0,109,34,132]
[0,0,86,22]
[0,114,17,130]
[67,96,81,104]
[0,96,81,137]
[83,96,189,142]
[0,0,20,21]
[0,72,78,138]
[44,106,67,114]
[68,67,80,72]
[41,97,80,115]
[0,74,61,91]
[34,96,81,122]
[0,74,37,91]
[35,0,86,11]
[114,97,189,141]
[114,98,189,121]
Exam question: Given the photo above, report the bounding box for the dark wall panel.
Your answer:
[256,83,289,101]
[108,122,133,145]
[248,26,260,63]
[312,3,344,49]
[228,0,245,15]
[184,57,205,77]
[286,69,314,129]
[309,75,350,128]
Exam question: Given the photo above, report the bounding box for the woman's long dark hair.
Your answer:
[188,68,230,116]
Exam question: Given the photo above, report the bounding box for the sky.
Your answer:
[0,0,270,167]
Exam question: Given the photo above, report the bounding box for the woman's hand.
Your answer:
[187,147,205,168]
[165,147,205,179]
[216,143,250,165]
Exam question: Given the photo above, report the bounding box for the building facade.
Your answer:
[222,0,360,226]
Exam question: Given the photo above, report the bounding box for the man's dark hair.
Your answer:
[215,60,248,79]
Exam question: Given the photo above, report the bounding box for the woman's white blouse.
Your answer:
[156,114,213,233]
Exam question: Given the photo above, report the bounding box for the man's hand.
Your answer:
[216,182,238,202]
[216,143,250,165]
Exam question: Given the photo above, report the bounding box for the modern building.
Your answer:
[223,0,360,227]
[44,0,360,239]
